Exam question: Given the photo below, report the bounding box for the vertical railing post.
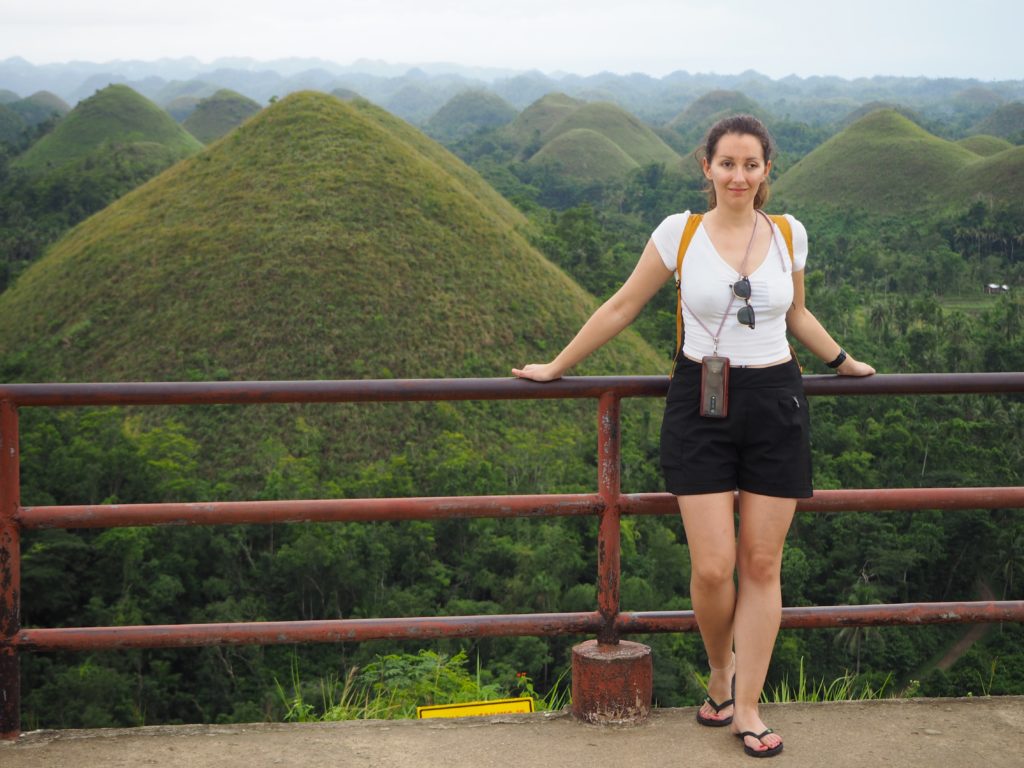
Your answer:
[596,392,621,644]
[572,390,651,724]
[0,400,20,739]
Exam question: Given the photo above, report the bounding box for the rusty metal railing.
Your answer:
[2,372,1024,737]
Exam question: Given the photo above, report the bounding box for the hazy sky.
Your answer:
[2,0,1020,81]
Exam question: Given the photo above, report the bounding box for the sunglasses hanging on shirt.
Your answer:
[732,276,755,329]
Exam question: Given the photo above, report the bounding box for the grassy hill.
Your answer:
[7,91,70,126]
[541,102,680,167]
[13,84,202,173]
[425,90,517,142]
[526,127,640,184]
[772,109,1016,214]
[506,92,586,145]
[958,145,1024,201]
[956,135,1014,156]
[0,91,665,488]
[667,89,764,135]
[182,89,262,144]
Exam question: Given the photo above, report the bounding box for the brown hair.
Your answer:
[700,114,774,210]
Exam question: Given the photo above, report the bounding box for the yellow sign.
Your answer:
[416,697,535,719]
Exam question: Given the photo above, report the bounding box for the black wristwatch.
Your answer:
[827,348,848,369]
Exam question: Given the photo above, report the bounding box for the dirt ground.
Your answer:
[3,696,1023,768]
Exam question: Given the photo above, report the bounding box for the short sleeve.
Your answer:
[783,214,808,272]
[650,211,691,273]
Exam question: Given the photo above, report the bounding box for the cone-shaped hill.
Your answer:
[527,128,642,184]
[506,93,586,145]
[0,92,666,486]
[956,135,1014,157]
[182,89,263,144]
[13,84,202,173]
[540,102,681,167]
[773,109,1023,215]
[969,102,1024,141]
[425,90,517,142]
[519,99,682,185]
[8,90,70,126]
[667,90,764,135]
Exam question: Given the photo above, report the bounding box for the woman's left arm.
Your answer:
[786,270,875,376]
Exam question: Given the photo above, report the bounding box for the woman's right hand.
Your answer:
[511,363,562,382]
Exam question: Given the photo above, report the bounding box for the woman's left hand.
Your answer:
[837,357,875,376]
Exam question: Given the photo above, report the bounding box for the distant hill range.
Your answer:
[773,109,1024,214]
[0,91,664,483]
[3,56,1022,129]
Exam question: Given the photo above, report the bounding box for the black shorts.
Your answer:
[660,357,813,499]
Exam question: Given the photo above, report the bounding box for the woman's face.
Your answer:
[703,132,770,210]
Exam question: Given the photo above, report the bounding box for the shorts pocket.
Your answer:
[776,394,806,427]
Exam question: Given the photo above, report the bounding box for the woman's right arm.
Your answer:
[512,239,674,381]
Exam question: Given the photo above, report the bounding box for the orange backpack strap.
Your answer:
[674,213,703,362]
[767,214,795,265]
[767,213,804,371]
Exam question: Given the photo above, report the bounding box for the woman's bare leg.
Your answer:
[732,490,796,753]
[678,491,737,723]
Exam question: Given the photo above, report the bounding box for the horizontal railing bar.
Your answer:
[617,601,1024,633]
[18,494,603,529]
[14,612,606,650]
[11,601,1023,652]
[621,487,1024,516]
[20,487,1023,529]
[2,372,1023,407]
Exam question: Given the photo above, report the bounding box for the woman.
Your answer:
[513,114,874,758]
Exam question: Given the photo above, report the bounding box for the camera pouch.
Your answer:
[700,355,730,418]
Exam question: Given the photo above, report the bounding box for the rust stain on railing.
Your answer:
[1,371,1023,738]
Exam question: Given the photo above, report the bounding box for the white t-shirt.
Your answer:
[651,211,808,366]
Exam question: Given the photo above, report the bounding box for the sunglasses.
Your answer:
[732,277,755,329]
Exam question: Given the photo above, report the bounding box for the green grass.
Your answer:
[13,84,201,172]
[274,650,570,721]
[940,294,1007,313]
[764,658,896,703]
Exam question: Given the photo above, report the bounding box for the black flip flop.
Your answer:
[736,728,783,758]
[695,675,735,727]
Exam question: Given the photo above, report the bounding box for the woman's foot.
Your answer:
[696,653,735,726]
[732,708,783,757]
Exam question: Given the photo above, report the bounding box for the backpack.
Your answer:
[673,212,795,362]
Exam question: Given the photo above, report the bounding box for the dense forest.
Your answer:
[0,73,1022,730]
